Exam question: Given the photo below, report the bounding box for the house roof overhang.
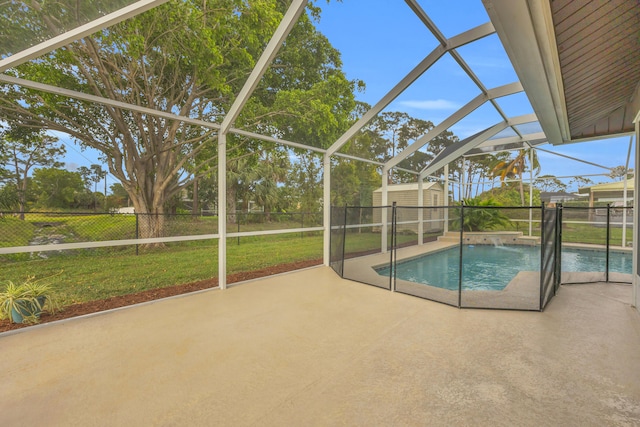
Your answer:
[482,0,640,145]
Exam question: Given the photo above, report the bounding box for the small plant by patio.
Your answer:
[0,275,59,324]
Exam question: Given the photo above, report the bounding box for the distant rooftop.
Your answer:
[579,178,635,194]
[373,182,442,193]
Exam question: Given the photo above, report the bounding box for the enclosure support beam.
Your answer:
[215,0,307,288]
[418,178,424,245]
[0,75,329,156]
[460,158,466,201]
[0,0,169,73]
[219,0,307,133]
[420,114,538,177]
[633,115,639,310]
[381,168,389,254]
[444,164,450,233]
[385,82,523,170]
[622,136,633,248]
[532,145,614,171]
[421,123,505,178]
[326,45,445,157]
[529,146,534,236]
[218,133,227,290]
[323,154,331,266]
[326,21,494,157]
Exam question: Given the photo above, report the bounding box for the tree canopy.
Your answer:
[0,0,358,236]
[0,124,64,217]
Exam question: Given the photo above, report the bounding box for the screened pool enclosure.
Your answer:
[1,0,638,312]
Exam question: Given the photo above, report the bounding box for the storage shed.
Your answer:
[372,182,445,233]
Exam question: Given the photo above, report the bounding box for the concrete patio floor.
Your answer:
[1,266,640,426]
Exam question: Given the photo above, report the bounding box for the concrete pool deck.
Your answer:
[1,266,640,426]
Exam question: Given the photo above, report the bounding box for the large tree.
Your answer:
[0,126,64,218]
[31,168,85,209]
[609,166,632,181]
[0,0,357,238]
[535,175,567,193]
[78,164,107,211]
[369,112,433,184]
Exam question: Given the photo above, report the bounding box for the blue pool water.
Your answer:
[376,245,632,291]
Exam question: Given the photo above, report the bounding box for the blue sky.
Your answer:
[315,0,636,189]
[61,0,635,193]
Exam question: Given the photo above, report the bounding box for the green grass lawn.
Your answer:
[0,232,323,307]
[0,213,328,308]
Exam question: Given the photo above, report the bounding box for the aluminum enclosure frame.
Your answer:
[1,0,634,299]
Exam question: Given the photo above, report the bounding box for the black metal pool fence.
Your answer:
[330,204,632,311]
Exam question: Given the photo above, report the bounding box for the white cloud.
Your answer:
[398,99,461,110]
[66,162,79,171]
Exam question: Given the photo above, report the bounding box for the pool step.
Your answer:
[437,231,540,246]
[437,232,462,243]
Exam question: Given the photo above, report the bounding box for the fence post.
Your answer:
[555,203,563,293]
[390,202,396,291]
[341,205,348,278]
[458,202,464,308]
[135,213,139,256]
[539,203,546,311]
[606,203,610,282]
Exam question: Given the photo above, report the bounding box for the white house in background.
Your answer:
[578,178,635,207]
[372,182,445,233]
[540,192,587,205]
[115,207,135,214]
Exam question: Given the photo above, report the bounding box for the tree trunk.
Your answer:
[15,155,26,220]
[519,176,525,206]
[136,208,167,245]
[127,186,169,243]
[104,177,107,211]
[17,192,25,221]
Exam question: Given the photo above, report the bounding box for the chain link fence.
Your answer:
[0,210,322,261]
[0,210,324,310]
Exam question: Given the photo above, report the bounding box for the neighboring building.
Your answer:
[540,191,586,204]
[578,179,634,207]
[114,206,135,214]
[372,182,445,233]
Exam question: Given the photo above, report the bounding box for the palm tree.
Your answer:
[491,148,540,205]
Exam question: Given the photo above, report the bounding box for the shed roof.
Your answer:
[373,182,442,193]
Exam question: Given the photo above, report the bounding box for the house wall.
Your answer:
[592,190,635,203]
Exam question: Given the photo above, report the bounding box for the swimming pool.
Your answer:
[376,245,632,291]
